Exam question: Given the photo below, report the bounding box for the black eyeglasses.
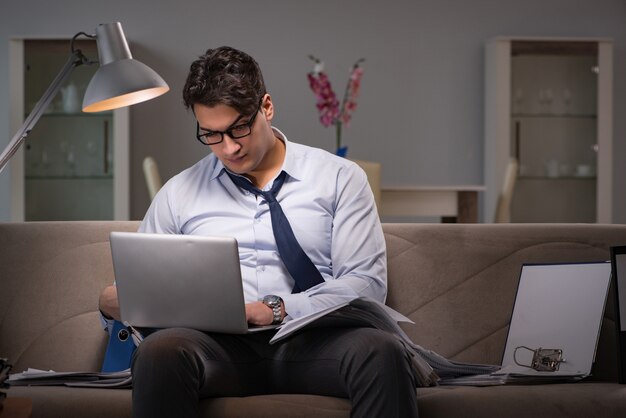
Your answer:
[195,101,263,146]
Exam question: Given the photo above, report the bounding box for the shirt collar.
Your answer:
[208,126,303,183]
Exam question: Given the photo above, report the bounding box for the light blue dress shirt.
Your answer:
[138,127,387,320]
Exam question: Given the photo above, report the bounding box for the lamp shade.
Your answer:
[82,22,169,112]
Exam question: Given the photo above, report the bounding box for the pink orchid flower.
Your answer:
[307,55,365,151]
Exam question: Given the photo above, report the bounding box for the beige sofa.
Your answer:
[2,221,626,417]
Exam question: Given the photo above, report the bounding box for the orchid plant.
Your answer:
[307,55,365,156]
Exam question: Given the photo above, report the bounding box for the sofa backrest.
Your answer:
[0,221,141,373]
[1,222,625,381]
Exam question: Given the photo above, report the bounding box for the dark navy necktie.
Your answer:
[226,170,324,293]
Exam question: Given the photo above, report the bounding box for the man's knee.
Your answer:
[342,328,410,372]
[338,328,418,416]
[133,328,206,371]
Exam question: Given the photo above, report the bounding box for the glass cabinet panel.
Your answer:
[22,39,115,220]
[484,37,612,223]
[509,41,599,222]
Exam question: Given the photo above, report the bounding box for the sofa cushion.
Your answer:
[8,382,626,418]
[7,386,351,418]
[416,383,626,417]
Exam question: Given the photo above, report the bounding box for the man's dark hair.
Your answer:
[182,46,267,115]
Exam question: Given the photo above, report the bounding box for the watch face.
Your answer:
[263,295,281,306]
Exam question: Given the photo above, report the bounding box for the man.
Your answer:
[99,46,418,418]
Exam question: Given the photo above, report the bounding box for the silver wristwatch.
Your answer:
[262,295,283,325]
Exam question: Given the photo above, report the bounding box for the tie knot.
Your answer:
[260,190,277,204]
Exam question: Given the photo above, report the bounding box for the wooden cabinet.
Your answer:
[9,38,129,221]
[484,37,612,223]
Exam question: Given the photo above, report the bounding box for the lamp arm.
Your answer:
[0,49,90,173]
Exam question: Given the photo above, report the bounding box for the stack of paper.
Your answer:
[439,371,586,386]
[9,368,132,389]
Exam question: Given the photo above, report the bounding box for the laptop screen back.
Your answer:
[110,232,251,333]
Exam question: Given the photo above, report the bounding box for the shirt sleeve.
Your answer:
[138,180,181,234]
[100,312,115,334]
[280,162,387,319]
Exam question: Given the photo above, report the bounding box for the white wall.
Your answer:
[1,0,625,221]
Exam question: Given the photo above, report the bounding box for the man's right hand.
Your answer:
[99,285,121,320]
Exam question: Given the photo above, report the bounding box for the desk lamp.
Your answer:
[0,22,169,173]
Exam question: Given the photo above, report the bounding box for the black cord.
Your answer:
[70,31,98,66]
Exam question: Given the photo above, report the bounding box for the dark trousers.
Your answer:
[132,326,419,418]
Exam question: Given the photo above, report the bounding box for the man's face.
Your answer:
[194,96,277,177]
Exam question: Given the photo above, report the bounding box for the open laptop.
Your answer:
[110,231,278,334]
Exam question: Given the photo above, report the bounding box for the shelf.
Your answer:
[25,175,113,180]
[518,175,596,180]
[26,111,113,118]
[511,113,596,119]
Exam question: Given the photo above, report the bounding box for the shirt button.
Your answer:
[255,217,262,223]
[257,265,265,272]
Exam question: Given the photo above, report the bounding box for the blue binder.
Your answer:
[101,320,136,372]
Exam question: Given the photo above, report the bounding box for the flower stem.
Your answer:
[336,121,342,151]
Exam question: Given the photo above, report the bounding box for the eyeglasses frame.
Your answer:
[195,99,263,146]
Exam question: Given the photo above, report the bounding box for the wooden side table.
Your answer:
[381,185,485,223]
[0,397,32,418]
